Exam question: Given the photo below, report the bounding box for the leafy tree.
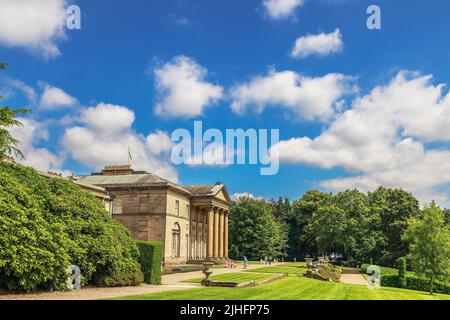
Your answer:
[368,187,420,266]
[403,204,450,294]
[334,189,384,265]
[290,190,333,259]
[308,205,347,255]
[229,197,284,260]
[398,257,407,288]
[0,63,30,159]
[269,197,290,259]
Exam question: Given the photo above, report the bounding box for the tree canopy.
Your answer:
[0,63,30,160]
[228,187,437,268]
[403,203,450,294]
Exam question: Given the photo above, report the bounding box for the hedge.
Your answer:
[381,274,450,295]
[135,241,162,285]
[0,163,143,291]
[397,257,407,288]
[98,272,144,287]
[361,264,401,276]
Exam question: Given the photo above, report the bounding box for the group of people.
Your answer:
[227,256,277,270]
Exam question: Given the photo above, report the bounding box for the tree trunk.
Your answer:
[429,275,434,295]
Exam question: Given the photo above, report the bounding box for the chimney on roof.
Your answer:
[215,182,221,185]
[101,164,134,176]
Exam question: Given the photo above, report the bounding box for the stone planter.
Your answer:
[200,262,215,286]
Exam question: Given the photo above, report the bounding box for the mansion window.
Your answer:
[112,199,122,214]
[172,223,181,257]
[175,200,180,216]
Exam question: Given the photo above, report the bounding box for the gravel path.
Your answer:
[0,263,280,300]
[340,274,368,286]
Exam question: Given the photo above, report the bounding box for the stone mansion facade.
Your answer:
[76,165,231,266]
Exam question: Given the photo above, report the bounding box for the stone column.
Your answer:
[218,209,224,259]
[224,211,229,258]
[207,207,214,259]
[213,207,219,258]
[203,209,208,259]
[195,207,200,259]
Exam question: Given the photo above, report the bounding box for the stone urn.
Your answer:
[201,262,215,286]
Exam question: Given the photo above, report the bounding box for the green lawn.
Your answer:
[245,266,307,275]
[115,276,450,300]
[235,260,263,265]
[279,262,307,268]
[181,273,278,284]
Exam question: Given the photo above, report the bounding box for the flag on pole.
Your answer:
[128,146,132,162]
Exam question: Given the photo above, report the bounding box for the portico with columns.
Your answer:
[184,184,231,263]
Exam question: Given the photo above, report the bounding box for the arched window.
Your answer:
[172,223,181,258]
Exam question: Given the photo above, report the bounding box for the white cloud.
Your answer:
[0,0,68,59]
[146,130,173,155]
[230,69,356,121]
[39,83,77,110]
[82,103,135,134]
[153,55,224,118]
[290,29,343,58]
[63,103,178,182]
[263,0,304,19]
[9,118,65,173]
[232,192,265,201]
[271,71,450,206]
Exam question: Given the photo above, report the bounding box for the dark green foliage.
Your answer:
[229,197,284,260]
[135,241,162,285]
[98,272,144,287]
[0,163,142,291]
[269,197,290,258]
[368,187,420,266]
[289,190,333,259]
[381,274,450,295]
[398,257,407,288]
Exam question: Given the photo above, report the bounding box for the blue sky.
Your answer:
[1,0,450,204]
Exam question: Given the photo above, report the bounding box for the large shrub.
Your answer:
[0,163,142,291]
[381,274,450,295]
[135,241,162,285]
[397,257,407,288]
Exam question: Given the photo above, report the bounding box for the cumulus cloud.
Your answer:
[62,103,178,182]
[9,118,65,173]
[263,0,304,19]
[230,69,356,121]
[232,192,265,201]
[271,71,450,206]
[0,0,68,59]
[153,55,224,118]
[290,29,343,58]
[39,83,77,110]
[146,130,174,155]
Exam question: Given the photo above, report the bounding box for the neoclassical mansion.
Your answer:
[76,165,231,266]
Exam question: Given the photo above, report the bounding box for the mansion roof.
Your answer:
[75,166,231,204]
